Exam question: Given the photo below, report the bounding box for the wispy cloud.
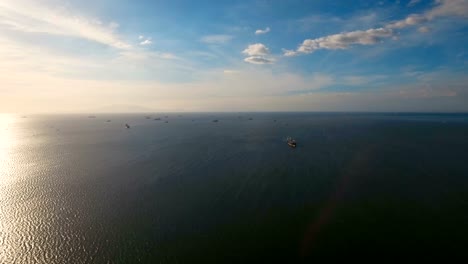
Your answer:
[0,30,185,82]
[386,14,428,29]
[341,76,375,86]
[389,0,468,26]
[295,11,381,33]
[119,50,180,61]
[388,0,468,28]
[427,0,468,19]
[140,39,152,45]
[284,0,468,56]
[418,26,430,33]
[200,34,233,44]
[255,27,270,35]
[223,70,239,74]
[137,35,152,45]
[242,43,275,64]
[201,70,335,97]
[285,28,394,56]
[407,0,421,7]
[0,0,131,49]
[0,0,195,84]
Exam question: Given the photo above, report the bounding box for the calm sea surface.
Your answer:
[1,113,468,263]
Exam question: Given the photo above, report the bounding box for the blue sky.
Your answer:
[0,0,467,112]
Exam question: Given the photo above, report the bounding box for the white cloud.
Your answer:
[407,0,421,7]
[242,43,270,56]
[386,14,428,29]
[140,39,152,45]
[292,27,394,55]
[282,49,299,57]
[242,43,275,64]
[138,35,152,45]
[255,27,270,35]
[0,0,131,49]
[200,34,233,44]
[244,56,275,64]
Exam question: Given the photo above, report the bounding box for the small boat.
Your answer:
[287,137,297,148]
[212,119,219,123]
[106,120,111,122]
[125,124,130,129]
[165,121,169,123]
[248,118,253,120]
[145,116,151,119]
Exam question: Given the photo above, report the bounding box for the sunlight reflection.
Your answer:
[0,114,15,179]
[0,114,17,263]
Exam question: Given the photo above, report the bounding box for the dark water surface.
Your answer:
[1,113,468,263]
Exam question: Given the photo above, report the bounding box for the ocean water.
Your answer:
[1,113,468,263]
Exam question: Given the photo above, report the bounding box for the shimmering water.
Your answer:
[1,113,468,263]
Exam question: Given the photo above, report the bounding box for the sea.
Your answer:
[1,112,468,263]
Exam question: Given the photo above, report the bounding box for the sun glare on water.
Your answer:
[0,114,17,262]
[0,114,16,179]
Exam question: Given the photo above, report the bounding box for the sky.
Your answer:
[0,0,467,113]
